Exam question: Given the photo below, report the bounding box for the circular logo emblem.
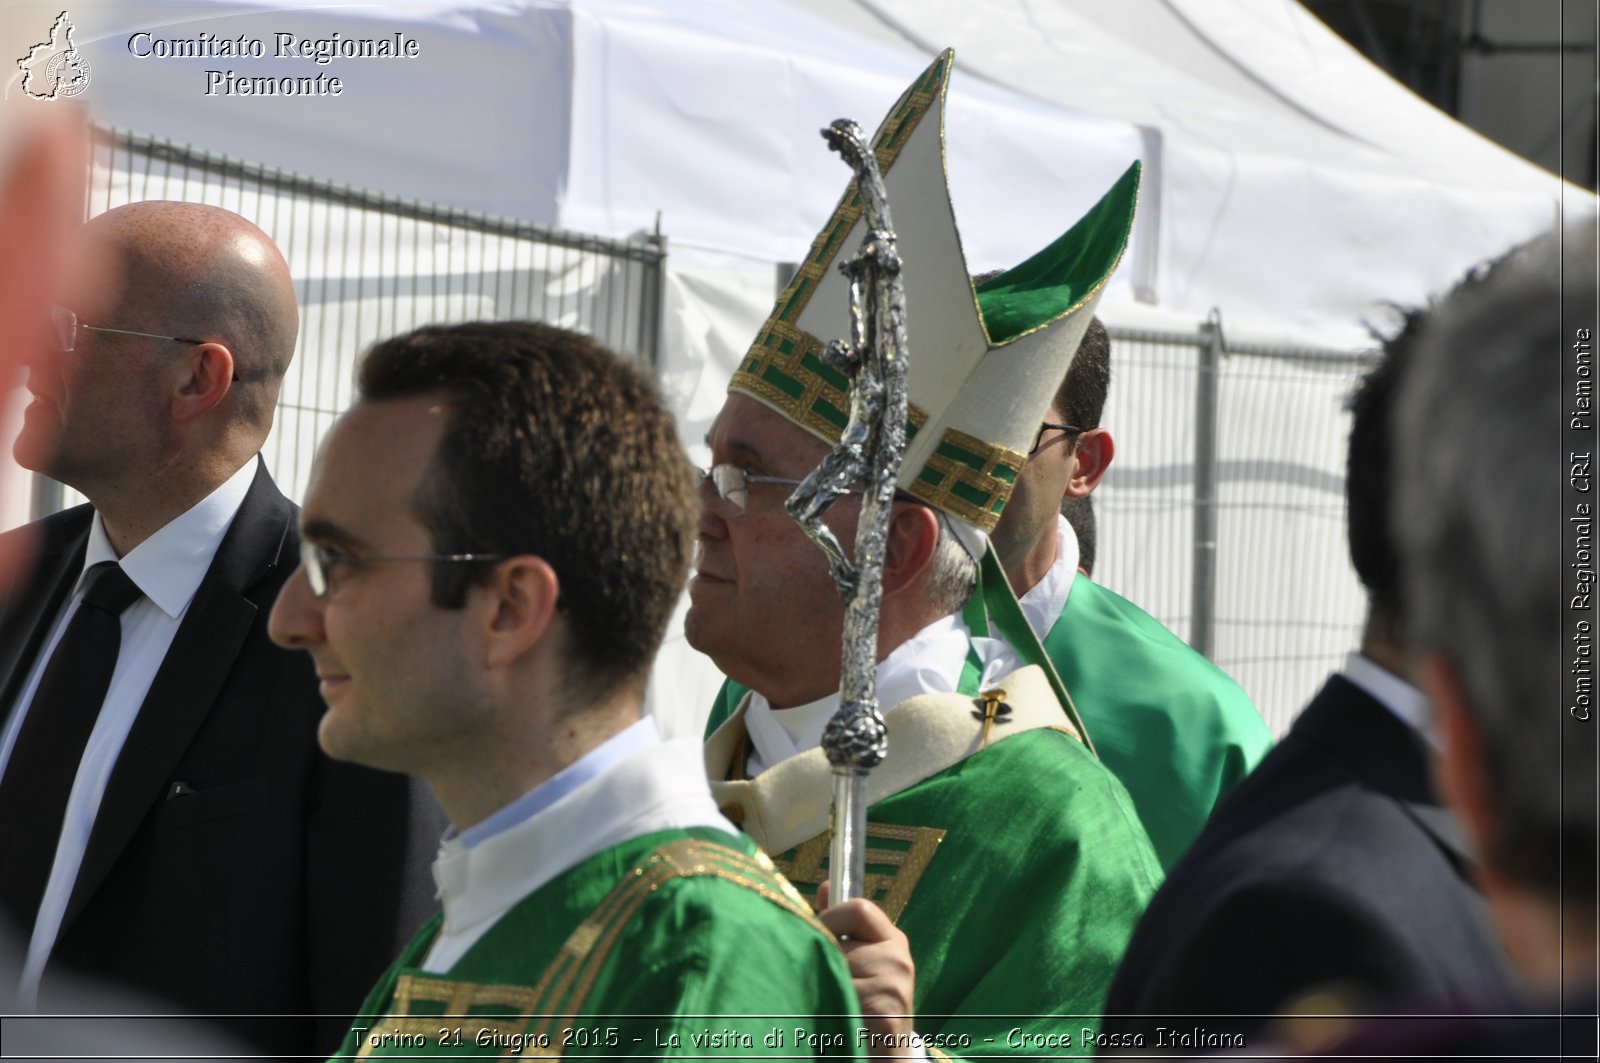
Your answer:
[45,50,91,97]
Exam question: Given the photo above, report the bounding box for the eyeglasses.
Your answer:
[51,305,205,354]
[1029,421,1084,456]
[698,464,806,516]
[300,542,505,597]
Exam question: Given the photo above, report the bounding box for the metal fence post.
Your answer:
[1191,311,1223,659]
[641,224,667,372]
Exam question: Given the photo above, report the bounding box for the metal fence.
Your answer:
[1096,322,1378,734]
[42,125,665,512]
[61,126,1374,734]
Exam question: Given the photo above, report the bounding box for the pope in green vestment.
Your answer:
[706,664,1163,1054]
[688,46,1162,1058]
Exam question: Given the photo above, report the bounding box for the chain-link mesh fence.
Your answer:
[61,126,1379,733]
[1098,325,1378,733]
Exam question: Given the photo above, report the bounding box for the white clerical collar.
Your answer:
[1016,514,1079,642]
[425,718,733,971]
[82,457,257,619]
[458,715,661,848]
[1341,650,1438,750]
[743,610,1021,776]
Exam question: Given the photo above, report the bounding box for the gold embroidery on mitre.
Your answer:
[906,427,1027,531]
[732,51,950,438]
[761,52,948,330]
[734,321,932,447]
[773,823,947,923]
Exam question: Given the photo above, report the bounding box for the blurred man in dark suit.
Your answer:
[1100,310,1512,1048]
[1374,224,1597,1057]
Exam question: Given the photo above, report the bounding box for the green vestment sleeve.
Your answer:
[1044,576,1271,868]
[849,729,1162,1053]
[333,828,862,1061]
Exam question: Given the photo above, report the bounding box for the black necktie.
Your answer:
[0,561,143,928]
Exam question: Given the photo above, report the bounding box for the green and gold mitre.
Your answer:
[730,48,1141,541]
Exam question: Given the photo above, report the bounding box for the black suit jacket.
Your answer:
[1100,672,1511,1047]
[0,462,437,1057]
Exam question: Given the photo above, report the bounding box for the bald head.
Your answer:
[91,201,298,433]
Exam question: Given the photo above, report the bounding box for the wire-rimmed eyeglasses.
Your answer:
[1030,421,1084,456]
[51,305,205,354]
[697,464,806,516]
[300,542,506,598]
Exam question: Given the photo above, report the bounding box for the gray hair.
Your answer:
[1393,224,1597,900]
[925,518,979,617]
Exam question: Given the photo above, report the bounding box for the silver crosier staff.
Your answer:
[784,118,910,904]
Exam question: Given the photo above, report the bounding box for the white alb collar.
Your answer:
[743,608,1022,775]
[426,718,734,968]
[1015,514,1080,641]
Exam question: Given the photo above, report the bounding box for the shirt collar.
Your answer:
[1341,650,1438,750]
[81,458,258,618]
[457,715,661,848]
[1016,514,1079,640]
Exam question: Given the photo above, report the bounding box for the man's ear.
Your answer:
[1065,428,1114,499]
[480,555,562,669]
[1421,652,1497,862]
[170,341,234,422]
[882,503,941,596]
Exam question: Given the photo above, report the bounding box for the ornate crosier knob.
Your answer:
[822,699,889,772]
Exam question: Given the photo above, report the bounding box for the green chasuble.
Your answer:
[1042,575,1271,869]
[707,667,1162,1053]
[704,577,1270,870]
[334,828,861,1061]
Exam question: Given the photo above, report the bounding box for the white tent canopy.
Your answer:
[3,0,1589,736]
[44,0,1585,347]
[807,0,1583,344]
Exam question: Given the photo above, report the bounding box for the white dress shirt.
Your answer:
[0,458,256,1002]
[424,716,734,971]
[1340,649,1438,750]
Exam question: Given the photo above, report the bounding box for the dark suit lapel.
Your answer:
[62,462,294,932]
[1297,674,1477,876]
[0,511,91,726]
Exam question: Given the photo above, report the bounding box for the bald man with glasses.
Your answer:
[0,200,434,1056]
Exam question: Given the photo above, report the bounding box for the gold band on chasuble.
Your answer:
[355,838,823,1061]
[774,823,947,923]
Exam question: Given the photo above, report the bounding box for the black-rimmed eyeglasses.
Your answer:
[299,542,506,598]
[697,464,806,516]
[1030,421,1083,456]
[51,305,205,354]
